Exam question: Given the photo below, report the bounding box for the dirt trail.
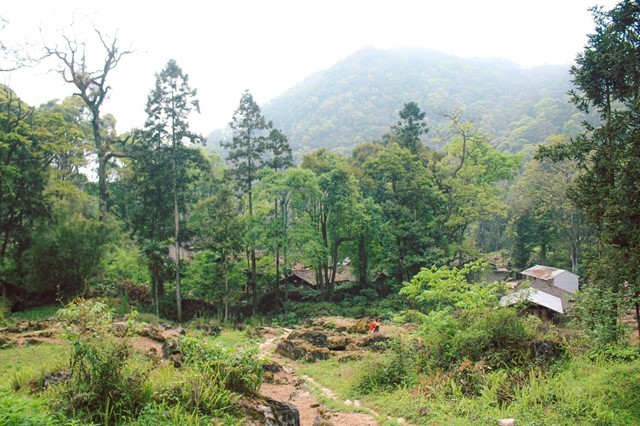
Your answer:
[258,328,379,426]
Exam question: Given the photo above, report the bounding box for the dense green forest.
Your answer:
[2,1,640,425]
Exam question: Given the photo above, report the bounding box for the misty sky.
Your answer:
[1,0,619,135]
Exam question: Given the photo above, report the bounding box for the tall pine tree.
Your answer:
[144,59,204,322]
[222,90,291,314]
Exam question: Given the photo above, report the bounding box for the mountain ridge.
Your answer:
[208,47,581,158]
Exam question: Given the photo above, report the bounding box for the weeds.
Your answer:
[354,338,417,395]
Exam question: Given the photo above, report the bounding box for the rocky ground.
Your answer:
[254,317,417,426]
[0,315,413,425]
[0,319,63,348]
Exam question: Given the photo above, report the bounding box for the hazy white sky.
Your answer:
[1,0,619,134]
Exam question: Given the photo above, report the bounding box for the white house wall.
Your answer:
[553,272,579,293]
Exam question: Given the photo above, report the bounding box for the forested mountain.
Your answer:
[209,47,582,158]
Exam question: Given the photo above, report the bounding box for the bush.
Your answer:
[0,389,62,426]
[588,344,640,362]
[422,308,565,372]
[0,297,11,327]
[179,337,263,396]
[354,338,417,395]
[150,366,237,418]
[57,337,152,424]
[50,298,152,424]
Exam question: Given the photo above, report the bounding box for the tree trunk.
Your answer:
[635,299,640,347]
[93,114,109,220]
[224,256,229,323]
[172,107,182,323]
[249,190,257,315]
[358,234,367,289]
[275,200,280,297]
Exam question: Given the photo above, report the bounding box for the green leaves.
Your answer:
[400,260,506,311]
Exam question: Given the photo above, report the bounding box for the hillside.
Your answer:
[208,47,584,158]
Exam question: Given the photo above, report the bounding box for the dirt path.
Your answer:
[258,328,380,426]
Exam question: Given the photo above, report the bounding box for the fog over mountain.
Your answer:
[209,47,582,159]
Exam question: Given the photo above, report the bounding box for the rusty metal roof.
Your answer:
[521,265,574,281]
[286,265,355,287]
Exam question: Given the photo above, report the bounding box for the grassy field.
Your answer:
[0,343,67,388]
[299,353,640,425]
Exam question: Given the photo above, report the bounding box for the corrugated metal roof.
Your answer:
[521,265,573,281]
[501,288,566,313]
[500,278,575,314]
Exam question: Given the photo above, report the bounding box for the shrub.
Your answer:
[57,337,152,424]
[588,343,640,362]
[0,389,61,426]
[422,308,565,372]
[392,309,428,324]
[179,337,263,396]
[354,338,417,395]
[52,298,152,424]
[151,367,237,418]
[0,297,11,327]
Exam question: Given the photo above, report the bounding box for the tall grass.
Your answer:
[350,356,640,425]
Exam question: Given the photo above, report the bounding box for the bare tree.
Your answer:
[44,26,132,218]
[0,18,39,72]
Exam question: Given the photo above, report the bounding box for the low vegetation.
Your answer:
[0,299,267,425]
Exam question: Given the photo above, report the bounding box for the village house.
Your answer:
[500,265,579,320]
[280,262,355,289]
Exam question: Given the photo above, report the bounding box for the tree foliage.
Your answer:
[537,0,640,344]
[44,26,132,217]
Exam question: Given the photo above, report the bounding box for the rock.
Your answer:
[313,415,334,426]
[356,332,390,350]
[110,321,128,337]
[286,329,351,351]
[138,324,165,341]
[238,396,300,425]
[263,371,275,383]
[498,419,516,426]
[289,389,311,399]
[307,316,369,334]
[337,353,363,362]
[161,337,183,367]
[288,329,329,347]
[276,339,330,362]
[251,326,279,338]
[21,329,56,339]
[195,321,221,336]
[326,335,350,350]
[345,318,370,334]
[42,370,69,389]
[0,334,16,349]
[263,362,284,373]
[267,397,300,425]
